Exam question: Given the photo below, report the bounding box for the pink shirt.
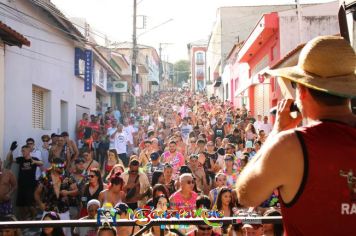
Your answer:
[170,191,198,211]
[162,151,185,177]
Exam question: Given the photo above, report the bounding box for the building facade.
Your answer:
[187,40,207,92]
[0,20,30,158]
[206,5,294,99]
[0,0,120,158]
[229,1,339,117]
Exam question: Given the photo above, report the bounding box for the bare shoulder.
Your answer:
[258,129,304,179]
[236,129,304,206]
[263,129,302,160]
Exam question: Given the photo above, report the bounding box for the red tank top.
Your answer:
[279,121,356,236]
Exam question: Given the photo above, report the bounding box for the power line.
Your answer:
[23,34,70,47]
[0,4,86,42]
[21,47,73,64]
[6,48,72,69]
[137,18,173,38]
[0,4,113,50]
[31,0,108,40]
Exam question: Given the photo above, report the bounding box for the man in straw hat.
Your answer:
[236,35,356,235]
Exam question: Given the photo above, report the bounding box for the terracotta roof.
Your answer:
[0,21,30,47]
[270,43,305,69]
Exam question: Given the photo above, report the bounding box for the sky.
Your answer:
[52,0,333,63]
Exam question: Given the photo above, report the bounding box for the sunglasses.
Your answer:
[27,142,34,145]
[291,81,297,89]
[198,226,213,231]
[185,180,194,185]
[88,175,96,178]
[130,161,139,166]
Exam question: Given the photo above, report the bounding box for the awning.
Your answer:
[0,21,30,47]
[213,77,222,87]
[238,13,278,63]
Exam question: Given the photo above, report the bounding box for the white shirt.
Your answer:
[260,122,273,135]
[254,120,263,132]
[180,124,192,140]
[114,132,128,154]
[40,147,50,169]
[31,148,42,180]
[123,125,135,145]
[107,127,117,149]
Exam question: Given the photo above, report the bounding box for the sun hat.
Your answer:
[129,155,140,165]
[266,35,356,98]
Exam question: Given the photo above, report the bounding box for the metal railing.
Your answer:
[0,216,282,236]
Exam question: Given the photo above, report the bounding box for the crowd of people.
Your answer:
[0,90,282,236]
[1,35,355,236]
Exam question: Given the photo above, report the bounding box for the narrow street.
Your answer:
[0,1,356,236]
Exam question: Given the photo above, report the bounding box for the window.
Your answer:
[99,67,105,87]
[32,85,49,130]
[196,66,204,78]
[196,52,204,64]
[32,86,44,129]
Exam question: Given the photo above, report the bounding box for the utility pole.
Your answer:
[159,43,162,83]
[132,0,137,107]
[158,43,173,86]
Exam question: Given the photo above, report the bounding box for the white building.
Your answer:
[0,0,107,157]
[0,20,31,158]
[206,5,294,99]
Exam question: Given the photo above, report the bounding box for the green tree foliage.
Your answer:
[174,60,190,86]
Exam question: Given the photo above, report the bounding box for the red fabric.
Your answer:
[77,120,89,140]
[105,164,113,173]
[88,122,100,141]
[79,208,88,218]
[280,121,356,236]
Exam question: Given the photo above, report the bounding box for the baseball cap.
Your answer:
[150,152,160,160]
[114,202,129,215]
[179,165,192,174]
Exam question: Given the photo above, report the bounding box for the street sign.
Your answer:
[84,49,93,92]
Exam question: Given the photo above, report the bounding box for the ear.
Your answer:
[297,84,308,100]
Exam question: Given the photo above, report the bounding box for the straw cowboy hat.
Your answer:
[266,35,356,98]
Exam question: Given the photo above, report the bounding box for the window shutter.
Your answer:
[254,84,269,116]
[32,86,44,129]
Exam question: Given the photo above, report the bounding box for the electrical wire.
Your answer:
[23,34,70,47]
[31,0,108,39]
[6,48,72,69]
[0,5,86,42]
[0,2,129,49]
[21,47,73,64]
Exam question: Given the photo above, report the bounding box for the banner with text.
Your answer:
[84,50,93,92]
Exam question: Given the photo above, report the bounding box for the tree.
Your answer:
[174,60,190,86]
